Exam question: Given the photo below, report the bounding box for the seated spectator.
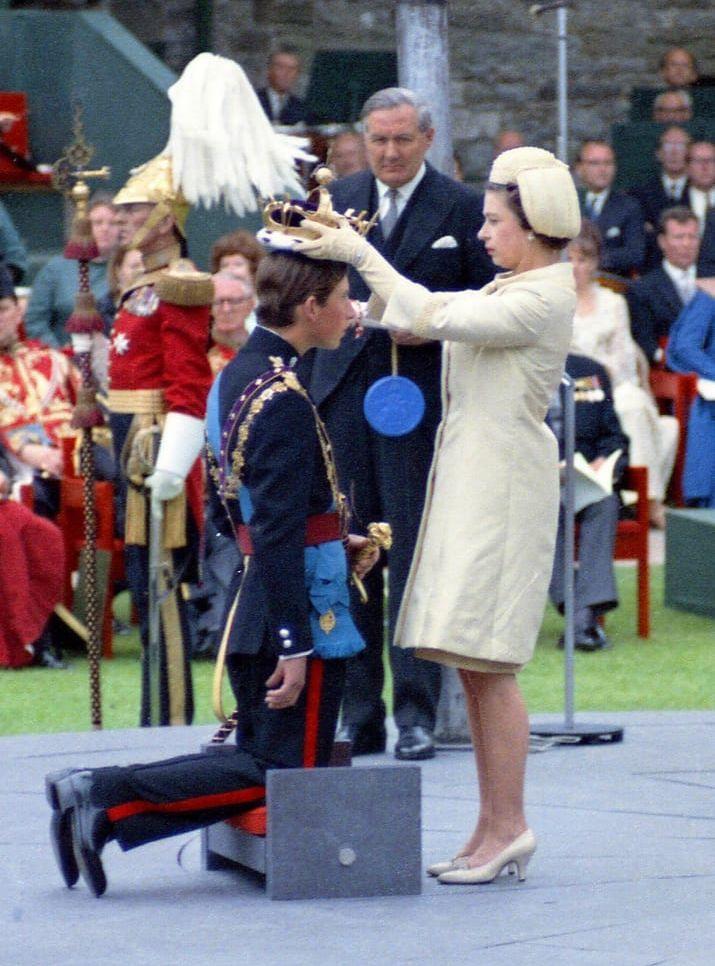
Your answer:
[24,192,118,348]
[0,436,66,669]
[575,139,646,277]
[0,267,114,514]
[659,47,699,89]
[686,140,715,235]
[0,197,28,284]
[666,279,715,508]
[652,89,693,125]
[548,354,629,651]
[209,229,264,281]
[630,126,691,270]
[699,209,715,276]
[569,223,678,528]
[493,129,524,157]
[626,206,701,363]
[329,130,367,178]
[207,271,255,375]
[256,45,310,126]
[96,245,144,335]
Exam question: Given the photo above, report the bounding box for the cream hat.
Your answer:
[489,146,581,240]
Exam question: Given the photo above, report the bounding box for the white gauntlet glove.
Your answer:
[145,411,205,510]
[297,218,402,305]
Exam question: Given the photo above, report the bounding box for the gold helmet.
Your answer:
[113,153,190,239]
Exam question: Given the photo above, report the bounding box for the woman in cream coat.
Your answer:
[295,147,581,886]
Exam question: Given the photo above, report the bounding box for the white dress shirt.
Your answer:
[376,163,427,223]
[663,259,697,304]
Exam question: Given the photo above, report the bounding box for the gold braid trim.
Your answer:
[155,259,214,306]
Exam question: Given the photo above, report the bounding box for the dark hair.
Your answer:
[658,205,699,233]
[568,220,602,261]
[575,138,612,163]
[210,230,265,277]
[268,45,301,65]
[255,252,346,328]
[485,182,569,251]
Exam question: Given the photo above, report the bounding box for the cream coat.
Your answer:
[372,261,576,670]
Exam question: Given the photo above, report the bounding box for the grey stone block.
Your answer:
[203,765,422,900]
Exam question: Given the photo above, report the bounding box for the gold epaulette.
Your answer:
[155,258,214,307]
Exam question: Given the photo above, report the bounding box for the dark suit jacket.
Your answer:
[626,266,685,362]
[698,208,715,277]
[310,164,494,408]
[256,87,309,125]
[629,177,689,272]
[214,327,333,660]
[580,189,646,277]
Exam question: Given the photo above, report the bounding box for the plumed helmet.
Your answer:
[489,146,581,240]
[113,154,190,236]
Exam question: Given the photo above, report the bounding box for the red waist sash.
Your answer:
[237,511,342,557]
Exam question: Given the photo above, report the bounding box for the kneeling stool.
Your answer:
[201,744,421,900]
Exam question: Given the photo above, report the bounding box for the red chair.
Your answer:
[613,465,650,638]
[649,368,698,506]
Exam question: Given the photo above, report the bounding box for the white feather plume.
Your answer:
[166,52,314,215]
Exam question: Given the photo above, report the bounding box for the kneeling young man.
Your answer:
[46,252,378,897]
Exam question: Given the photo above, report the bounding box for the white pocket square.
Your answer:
[605,226,621,239]
[431,235,458,249]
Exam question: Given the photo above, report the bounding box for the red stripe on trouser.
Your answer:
[303,657,324,768]
[106,785,266,823]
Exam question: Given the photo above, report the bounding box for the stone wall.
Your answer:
[107,0,714,178]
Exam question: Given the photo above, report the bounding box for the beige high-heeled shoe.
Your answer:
[437,829,536,885]
[426,856,468,877]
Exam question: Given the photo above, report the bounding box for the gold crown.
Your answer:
[262,167,377,239]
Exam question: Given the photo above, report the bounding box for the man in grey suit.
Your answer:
[309,88,493,760]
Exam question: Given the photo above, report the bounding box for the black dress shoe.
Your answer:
[46,768,84,888]
[66,772,110,897]
[335,723,387,756]
[574,627,611,652]
[394,726,436,761]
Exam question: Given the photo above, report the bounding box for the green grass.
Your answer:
[1,566,712,736]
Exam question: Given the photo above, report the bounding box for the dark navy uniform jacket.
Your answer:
[209,326,334,660]
[563,353,630,483]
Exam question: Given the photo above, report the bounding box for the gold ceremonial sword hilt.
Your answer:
[352,521,393,604]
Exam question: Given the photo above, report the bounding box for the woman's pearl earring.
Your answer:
[527,231,535,242]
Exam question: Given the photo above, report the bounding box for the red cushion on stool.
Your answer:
[226,805,267,836]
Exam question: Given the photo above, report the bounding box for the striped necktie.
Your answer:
[381,188,400,239]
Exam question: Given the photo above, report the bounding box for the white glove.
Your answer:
[297,218,402,304]
[144,411,205,507]
[70,333,92,354]
[145,467,184,504]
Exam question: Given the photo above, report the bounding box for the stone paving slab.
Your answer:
[2,712,714,966]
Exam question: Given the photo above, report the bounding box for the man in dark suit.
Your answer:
[627,206,701,363]
[575,139,646,277]
[548,354,629,651]
[310,87,494,761]
[256,46,309,126]
[44,253,378,897]
[629,126,691,271]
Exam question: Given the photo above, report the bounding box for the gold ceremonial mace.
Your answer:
[53,105,110,730]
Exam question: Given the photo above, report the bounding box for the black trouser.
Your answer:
[89,650,345,851]
[320,338,442,732]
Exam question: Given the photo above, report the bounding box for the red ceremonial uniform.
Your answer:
[0,339,79,454]
[107,269,212,533]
